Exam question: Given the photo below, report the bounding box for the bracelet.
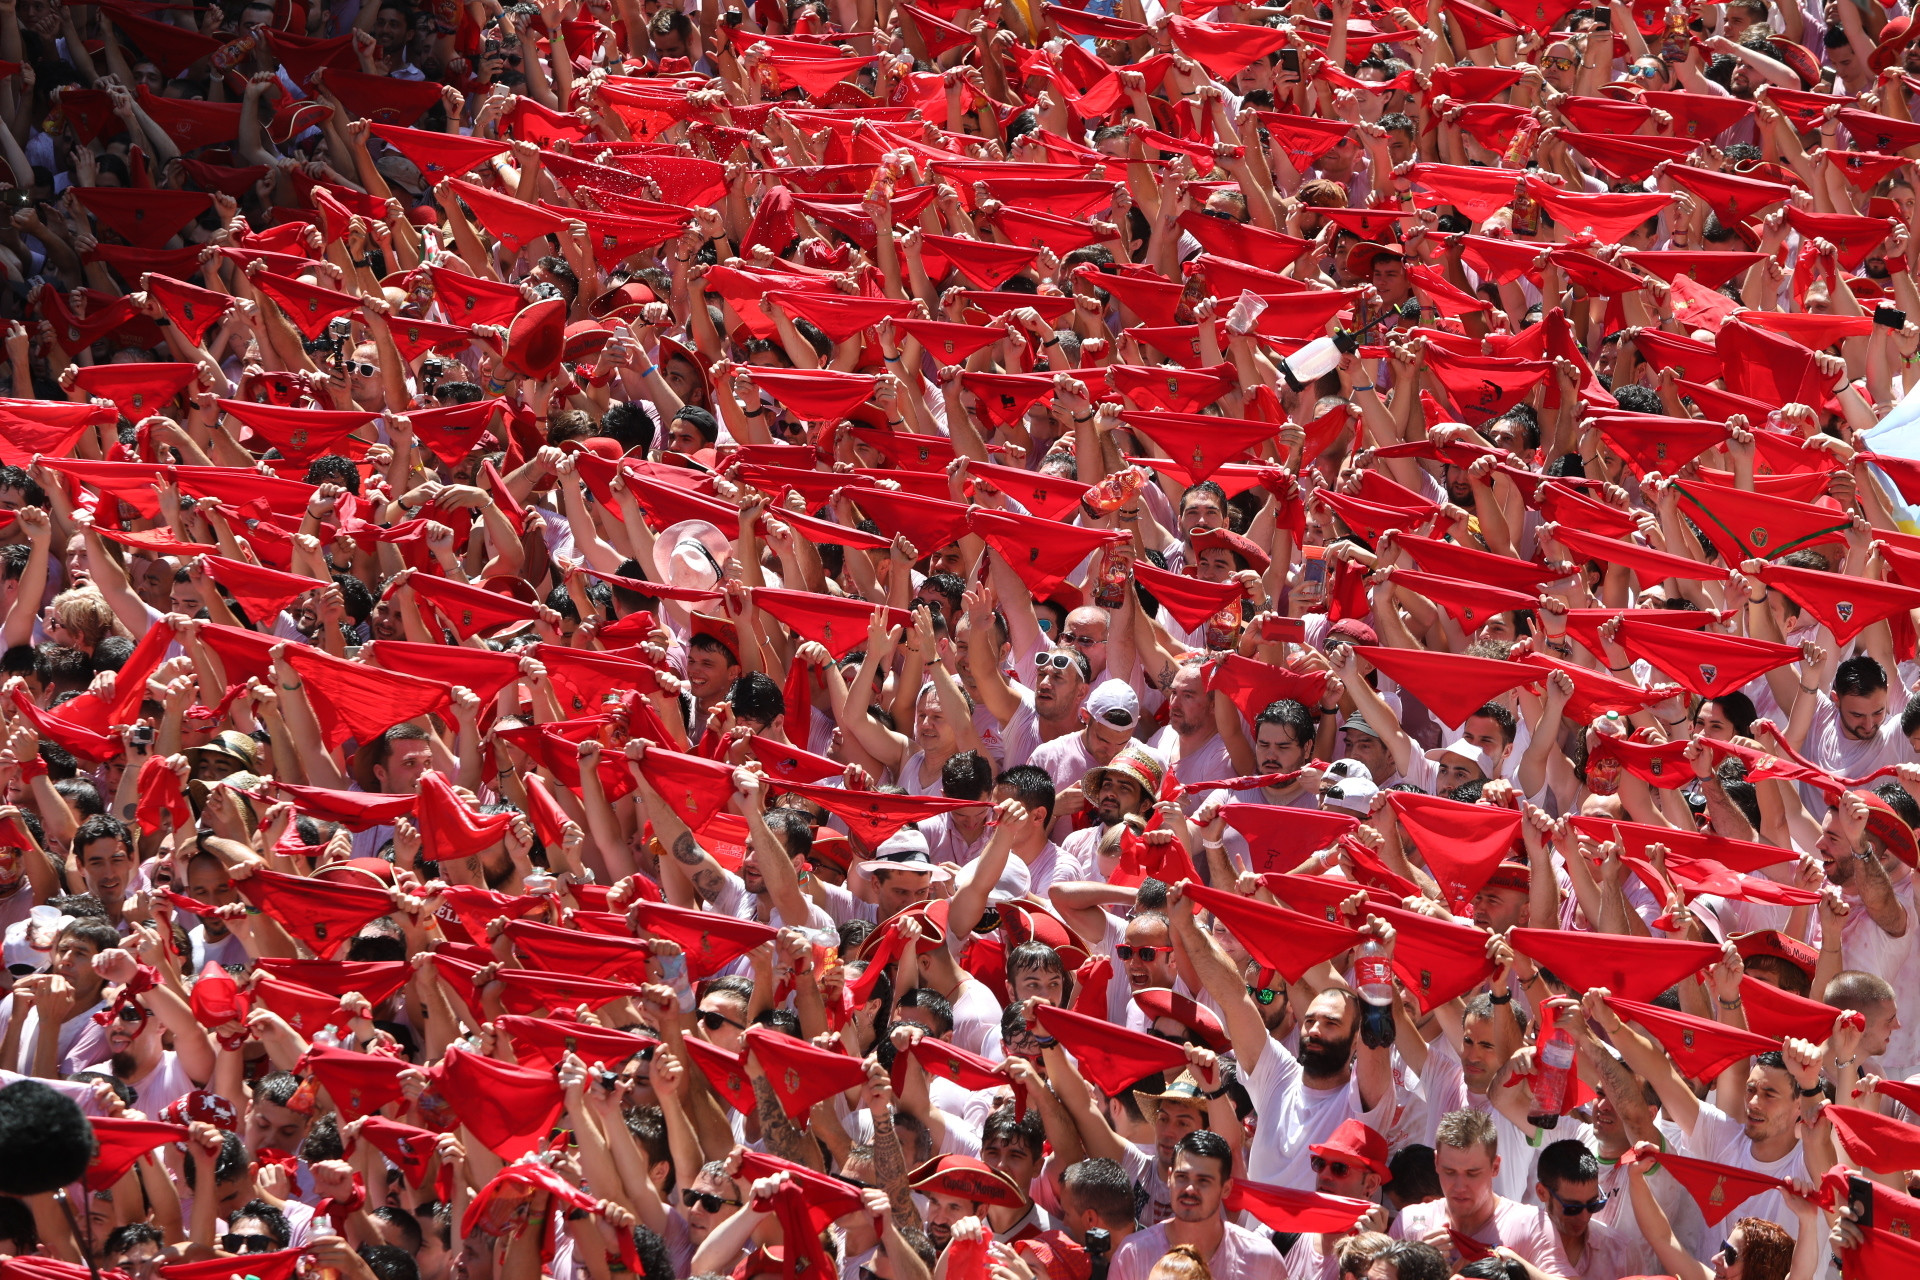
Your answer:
[638,365,657,378]
[1608,664,1631,673]
[886,417,905,426]
[1519,972,1540,987]
[1073,412,1094,423]
[1796,1083,1824,1098]
[1202,839,1225,849]
[1833,1055,1859,1070]
[279,682,303,692]
[152,317,172,328]
[743,407,765,417]
[1200,1083,1230,1099]
[1488,992,1513,1005]
[884,354,902,363]
[1718,996,1743,1009]
[1799,684,1820,695]
[1044,338,1061,347]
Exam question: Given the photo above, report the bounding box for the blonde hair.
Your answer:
[1337,1233,1393,1277]
[1146,1244,1212,1280]
[50,588,125,651]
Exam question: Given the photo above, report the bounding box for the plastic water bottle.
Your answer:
[1528,1014,1578,1128]
[1355,938,1396,1048]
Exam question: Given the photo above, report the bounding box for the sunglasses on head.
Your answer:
[1036,652,1078,671]
[1246,983,1278,1005]
[1552,1192,1608,1216]
[1114,944,1163,962]
[680,1189,742,1213]
[698,1009,747,1033]
[1309,1156,1353,1178]
[222,1235,276,1254]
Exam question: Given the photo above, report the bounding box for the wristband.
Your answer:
[638,365,657,379]
[744,407,765,417]
[1488,992,1512,1005]
[1796,1083,1824,1098]
[1200,1083,1230,1099]
[1718,996,1743,1009]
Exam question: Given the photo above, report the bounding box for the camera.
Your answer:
[128,724,153,748]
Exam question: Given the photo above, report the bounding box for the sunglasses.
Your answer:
[1114,945,1163,962]
[222,1235,276,1254]
[1310,1156,1354,1178]
[1036,652,1079,671]
[1627,63,1660,77]
[116,1006,146,1024]
[1246,984,1278,1005]
[343,362,378,377]
[1036,618,1055,634]
[1553,1192,1609,1216]
[1542,55,1576,70]
[698,1009,747,1033]
[680,1189,742,1213]
[1061,632,1102,647]
[1717,1243,1738,1265]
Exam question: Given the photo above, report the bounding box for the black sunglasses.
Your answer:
[1246,984,1278,1005]
[1717,1242,1738,1265]
[681,1189,742,1213]
[1310,1156,1352,1178]
[699,1009,747,1033]
[1114,945,1163,962]
[223,1234,276,1254]
[1553,1192,1608,1217]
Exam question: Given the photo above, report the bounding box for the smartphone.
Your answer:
[1301,546,1327,588]
[1849,1174,1874,1228]
[1279,49,1300,73]
[1263,616,1305,643]
[1876,304,1908,330]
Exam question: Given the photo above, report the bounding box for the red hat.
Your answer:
[1132,988,1228,1052]
[1730,928,1819,979]
[1344,241,1404,277]
[690,611,742,662]
[504,297,567,380]
[906,1155,1025,1208]
[1189,526,1271,574]
[1770,38,1822,87]
[1860,790,1920,868]
[588,279,657,319]
[1308,1118,1391,1182]
[1872,13,1918,71]
[563,320,612,362]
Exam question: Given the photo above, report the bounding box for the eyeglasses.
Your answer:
[698,1009,747,1033]
[1061,632,1102,647]
[1246,984,1278,1005]
[222,1234,276,1254]
[1114,945,1163,962]
[1036,652,1078,671]
[1716,1243,1738,1265]
[1553,1192,1609,1216]
[1310,1157,1353,1178]
[681,1189,743,1213]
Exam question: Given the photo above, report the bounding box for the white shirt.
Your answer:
[1676,1099,1803,1233]
[1109,1222,1288,1280]
[1243,1032,1394,1193]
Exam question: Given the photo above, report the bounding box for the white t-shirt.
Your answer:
[1676,1100,1803,1233]
[1392,1195,1567,1274]
[1243,1032,1394,1193]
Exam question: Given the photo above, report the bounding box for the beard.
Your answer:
[1297,1029,1355,1075]
[109,1051,139,1080]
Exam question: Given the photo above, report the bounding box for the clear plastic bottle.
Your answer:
[1280,330,1356,390]
[1528,1012,1578,1127]
[1355,938,1396,1048]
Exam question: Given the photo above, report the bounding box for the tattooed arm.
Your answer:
[746,1051,824,1172]
[861,1059,925,1237]
[627,742,733,903]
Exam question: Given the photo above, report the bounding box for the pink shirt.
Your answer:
[1392,1195,1568,1275]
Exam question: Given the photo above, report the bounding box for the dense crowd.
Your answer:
[11,0,1920,1278]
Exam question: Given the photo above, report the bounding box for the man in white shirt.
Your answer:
[1107,1131,1287,1280]
[1790,653,1911,780]
[1533,1139,1636,1280]
[1167,883,1396,1193]
[1595,996,1824,1233]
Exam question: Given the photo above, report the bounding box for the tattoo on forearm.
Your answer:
[673,832,725,900]
[751,1074,814,1168]
[870,1112,924,1234]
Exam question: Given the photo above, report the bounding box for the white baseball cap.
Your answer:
[1424,738,1496,779]
[1086,678,1140,729]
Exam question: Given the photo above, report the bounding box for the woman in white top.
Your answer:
[837,607,984,796]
